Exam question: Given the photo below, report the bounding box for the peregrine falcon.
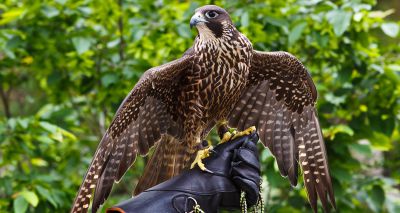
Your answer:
[71,5,335,213]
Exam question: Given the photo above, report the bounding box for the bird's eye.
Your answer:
[205,11,219,19]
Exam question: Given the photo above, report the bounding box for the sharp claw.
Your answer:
[190,161,196,169]
[197,159,214,173]
[210,149,218,154]
[190,146,213,172]
[204,167,214,174]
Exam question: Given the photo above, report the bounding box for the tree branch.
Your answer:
[0,84,11,119]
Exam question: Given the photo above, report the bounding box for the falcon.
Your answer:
[71,5,336,213]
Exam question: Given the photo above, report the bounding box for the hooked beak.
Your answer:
[190,12,207,28]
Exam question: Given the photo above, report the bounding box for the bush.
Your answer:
[0,0,399,212]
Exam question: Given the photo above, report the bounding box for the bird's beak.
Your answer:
[190,12,207,28]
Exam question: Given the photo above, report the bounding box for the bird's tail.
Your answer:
[133,135,194,195]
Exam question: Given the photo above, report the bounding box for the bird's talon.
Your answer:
[210,149,218,154]
[190,146,213,172]
[219,131,233,144]
[231,126,256,140]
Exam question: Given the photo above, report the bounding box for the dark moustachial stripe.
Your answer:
[206,21,223,37]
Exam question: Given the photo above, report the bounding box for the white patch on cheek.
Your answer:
[197,24,217,41]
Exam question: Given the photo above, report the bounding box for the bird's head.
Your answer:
[190,5,235,40]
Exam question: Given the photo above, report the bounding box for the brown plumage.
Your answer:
[133,135,191,195]
[71,5,335,213]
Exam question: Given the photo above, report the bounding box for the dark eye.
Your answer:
[205,11,219,19]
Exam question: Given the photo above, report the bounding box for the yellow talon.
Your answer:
[231,126,256,140]
[190,146,213,172]
[219,131,233,144]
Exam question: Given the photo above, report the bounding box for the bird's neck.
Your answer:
[194,32,252,59]
[194,27,250,52]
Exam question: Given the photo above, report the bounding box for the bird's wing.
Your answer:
[71,53,194,213]
[228,51,335,212]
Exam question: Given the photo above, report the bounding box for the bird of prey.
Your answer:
[71,5,336,213]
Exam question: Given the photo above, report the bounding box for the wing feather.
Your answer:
[228,51,335,212]
[71,54,194,213]
[229,85,258,127]
[246,84,264,127]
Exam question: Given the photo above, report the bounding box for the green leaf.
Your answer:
[101,73,118,87]
[39,121,58,133]
[107,39,120,48]
[327,9,352,36]
[17,118,29,129]
[71,37,93,55]
[20,190,39,207]
[59,129,77,141]
[55,0,67,5]
[387,64,400,72]
[36,135,55,144]
[241,12,250,27]
[350,3,372,12]
[324,93,346,106]
[133,29,145,41]
[177,24,191,38]
[289,22,307,46]
[264,16,289,28]
[369,132,392,151]
[14,196,28,213]
[36,186,57,207]
[348,143,372,156]
[324,124,354,140]
[369,9,395,19]
[264,160,287,187]
[0,8,25,25]
[31,158,48,167]
[260,148,272,161]
[78,7,92,16]
[41,6,60,18]
[369,185,385,212]
[331,167,352,182]
[381,22,399,38]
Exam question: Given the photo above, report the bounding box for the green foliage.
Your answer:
[1,0,399,212]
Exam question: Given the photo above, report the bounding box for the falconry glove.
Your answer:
[106,133,261,213]
[230,133,261,207]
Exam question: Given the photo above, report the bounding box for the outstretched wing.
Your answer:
[228,51,335,212]
[71,53,194,213]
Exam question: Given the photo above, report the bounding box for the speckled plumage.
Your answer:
[71,5,335,213]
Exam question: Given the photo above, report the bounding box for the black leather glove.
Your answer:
[106,132,261,213]
[231,134,261,207]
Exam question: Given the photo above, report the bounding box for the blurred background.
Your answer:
[0,0,399,212]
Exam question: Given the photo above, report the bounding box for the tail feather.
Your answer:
[133,135,194,195]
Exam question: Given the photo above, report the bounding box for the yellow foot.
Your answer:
[231,126,256,140]
[190,146,213,172]
[220,131,233,144]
